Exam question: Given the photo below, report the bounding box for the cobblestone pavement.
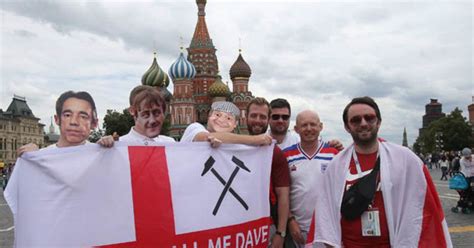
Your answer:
[0,168,473,247]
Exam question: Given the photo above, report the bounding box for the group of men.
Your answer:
[11,85,452,247]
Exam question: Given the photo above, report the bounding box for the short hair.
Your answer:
[270,98,291,115]
[129,85,166,114]
[246,97,270,117]
[342,96,382,126]
[55,91,98,125]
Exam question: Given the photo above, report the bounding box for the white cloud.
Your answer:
[1,0,472,147]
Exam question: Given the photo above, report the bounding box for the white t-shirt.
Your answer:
[120,127,175,145]
[180,123,208,142]
[283,141,336,233]
[268,130,300,150]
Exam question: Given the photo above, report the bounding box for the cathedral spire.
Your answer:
[190,0,213,48]
[402,127,408,147]
[49,116,55,134]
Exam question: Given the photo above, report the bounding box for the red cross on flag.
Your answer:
[5,142,273,247]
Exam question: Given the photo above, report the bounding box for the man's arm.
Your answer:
[272,186,289,247]
[328,139,344,151]
[288,214,305,244]
[17,143,39,157]
[193,132,272,146]
[270,146,291,248]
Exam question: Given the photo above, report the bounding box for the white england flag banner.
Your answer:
[5,142,273,247]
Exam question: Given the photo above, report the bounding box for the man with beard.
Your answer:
[268,98,300,150]
[246,97,290,248]
[180,101,272,146]
[97,85,175,146]
[314,96,452,248]
[283,110,339,247]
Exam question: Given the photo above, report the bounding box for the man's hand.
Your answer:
[328,139,344,151]
[208,136,223,148]
[97,135,115,148]
[289,217,305,244]
[270,233,284,248]
[251,134,273,146]
[17,143,39,157]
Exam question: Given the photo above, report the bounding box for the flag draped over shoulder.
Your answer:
[313,141,452,248]
[5,142,273,247]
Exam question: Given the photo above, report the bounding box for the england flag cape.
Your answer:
[314,140,452,248]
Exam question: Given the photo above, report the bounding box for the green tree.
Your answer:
[414,107,473,154]
[102,109,134,136]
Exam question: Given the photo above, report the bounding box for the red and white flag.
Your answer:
[5,142,273,247]
[313,141,452,248]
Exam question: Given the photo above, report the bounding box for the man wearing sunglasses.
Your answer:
[314,96,451,248]
[268,98,300,150]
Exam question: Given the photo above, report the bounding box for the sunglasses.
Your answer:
[271,114,290,121]
[349,114,378,125]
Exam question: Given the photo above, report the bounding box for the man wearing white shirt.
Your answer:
[99,85,175,146]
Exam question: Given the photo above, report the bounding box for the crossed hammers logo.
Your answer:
[201,156,251,215]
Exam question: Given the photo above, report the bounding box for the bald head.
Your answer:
[296,110,320,125]
[295,110,323,144]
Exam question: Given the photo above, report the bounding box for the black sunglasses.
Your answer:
[349,114,377,125]
[271,114,290,121]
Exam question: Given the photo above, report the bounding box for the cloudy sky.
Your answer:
[1,0,472,146]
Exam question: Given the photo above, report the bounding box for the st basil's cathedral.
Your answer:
[140,0,253,140]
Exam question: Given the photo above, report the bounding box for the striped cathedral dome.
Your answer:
[209,75,230,97]
[141,53,170,87]
[169,51,196,80]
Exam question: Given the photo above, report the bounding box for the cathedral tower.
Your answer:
[169,47,197,140]
[188,0,219,124]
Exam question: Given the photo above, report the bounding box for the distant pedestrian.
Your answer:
[460,148,473,184]
[440,156,449,180]
[451,155,461,175]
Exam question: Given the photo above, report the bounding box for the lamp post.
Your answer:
[435,132,444,153]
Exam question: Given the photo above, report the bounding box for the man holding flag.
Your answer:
[97,85,175,146]
[314,96,452,247]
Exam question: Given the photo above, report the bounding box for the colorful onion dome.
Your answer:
[141,53,170,87]
[229,50,251,79]
[169,50,196,80]
[209,75,230,97]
